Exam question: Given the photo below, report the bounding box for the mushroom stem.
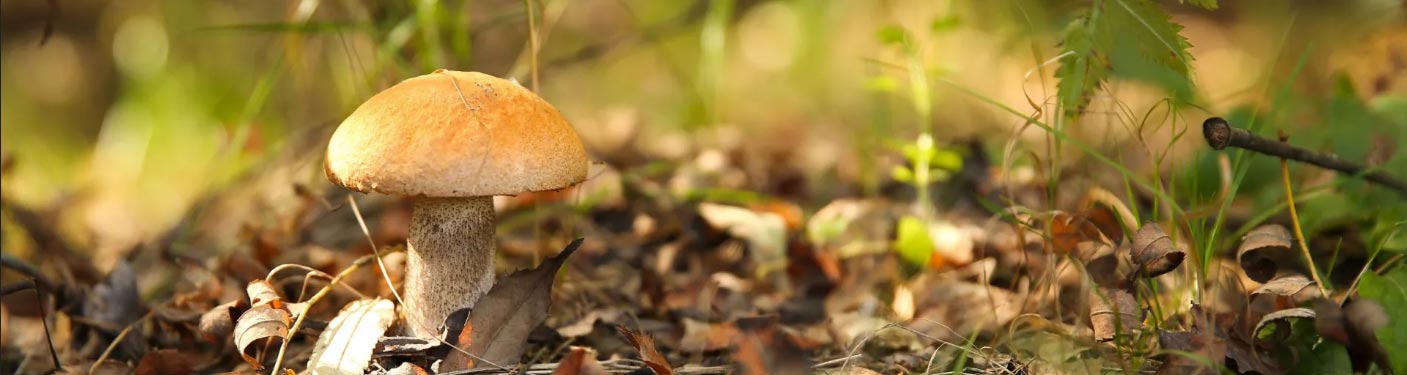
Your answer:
[403,196,496,338]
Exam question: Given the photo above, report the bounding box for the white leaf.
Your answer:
[308,298,396,375]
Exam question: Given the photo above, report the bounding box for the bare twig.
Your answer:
[270,248,404,374]
[90,311,154,374]
[1277,131,1330,298]
[1203,117,1407,196]
[1,279,62,371]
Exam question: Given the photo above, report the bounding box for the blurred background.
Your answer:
[2,0,1405,273]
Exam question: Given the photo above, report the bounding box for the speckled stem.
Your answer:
[403,196,496,338]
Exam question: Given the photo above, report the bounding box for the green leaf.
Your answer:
[1287,342,1351,375]
[895,216,934,270]
[1056,0,1197,117]
[1055,13,1106,117]
[877,25,908,45]
[1357,269,1407,375]
[1180,0,1219,10]
[932,149,963,171]
[931,15,961,32]
[1102,0,1196,102]
[892,165,915,183]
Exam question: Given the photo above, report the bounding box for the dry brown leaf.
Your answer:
[1085,205,1126,244]
[731,317,810,375]
[246,279,283,310]
[1238,225,1294,283]
[134,349,194,375]
[441,239,582,371]
[550,347,609,375]
[1049,212,1101,256]
[199,299,250,343]
[618,326,673,375]
[1155,306,1224,375]
[307,298,395,375]
[1251,274,1321,307]
[1079,186,1137,243]
[1089,287,1141,343]
[233,304,290,368]
[1130,223,1184,277]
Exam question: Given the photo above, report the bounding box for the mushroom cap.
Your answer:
[325,70,588,197]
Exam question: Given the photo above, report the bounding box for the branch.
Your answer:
[1202,117,1407,197]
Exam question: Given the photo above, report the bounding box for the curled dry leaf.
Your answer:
[199,299,250,343]
[617,326,673,375]
[247,279,284,309]
[307,298,395,375]
[233,304,291,368]
[1130,223,1184,278]
[1238,225,1294,283]
[1252,307,1314,344]
[1250,274,1321,306]
[1089,287,1142,343]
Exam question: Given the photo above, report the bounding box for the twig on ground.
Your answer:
[1203,117,1407,196]
[90,311,155,374]
[1,279,62,371]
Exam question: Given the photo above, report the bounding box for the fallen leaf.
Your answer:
[233,304,290,368]
[1156,304,1225,375]
[441,238,583,371]
[307,298,395,375]
[550,347,609,375]
[1250,274,1320,307]
[199,299,250,343]
[698,203,788,276]
[1048,212,1101,256]
[731,317,810,375]
[618,326,673,375]
[1238,225,1294,283]
[247,279,284,310]
[1252,307,1314,344]
[134,349,194,375]
[1130,223,1184,278]
[1089,287,1141,343]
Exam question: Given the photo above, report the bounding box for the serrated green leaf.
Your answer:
[1181,0,1219,10]
[1055,14,1106,117]
[1357,269,1407,375]
[1057,0,1197,118]
[896,216,934,269]
[1103,0,1196,100]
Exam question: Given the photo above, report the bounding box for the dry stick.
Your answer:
[1202,117,1407,197]
[0,279,62,371]
[89,311,155,374]
[1276,131,1331,298]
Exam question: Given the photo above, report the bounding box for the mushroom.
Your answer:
[324,70,587,337]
